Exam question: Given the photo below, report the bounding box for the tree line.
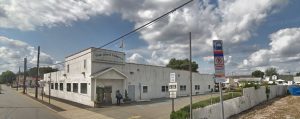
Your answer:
[0,67,58,84]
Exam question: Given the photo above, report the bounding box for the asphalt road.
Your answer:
[0,85,64,119]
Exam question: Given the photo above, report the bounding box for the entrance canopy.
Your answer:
[91,67,127,80]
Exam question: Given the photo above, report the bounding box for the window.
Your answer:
[180,85,186,91]
[55,83,58,90]
[67,64,70,73]
[143,86,148,93]
[51,83,54,89]
[195,85,200,90]
[83,59,87,69]
[73,83,78,93]
[208,85,211,89]
[59,83,63,91]
[80,83,87,94]
[161,86,169,92]
[67,83,71,92]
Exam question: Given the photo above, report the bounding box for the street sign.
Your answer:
[213,40,226,83]
[170,91,177,98]
[170,73,176,82]
[169,82,177,92]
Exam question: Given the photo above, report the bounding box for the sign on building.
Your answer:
[213,40,226,83]
[92,49,125,64]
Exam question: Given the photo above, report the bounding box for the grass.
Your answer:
[170,92,242,119]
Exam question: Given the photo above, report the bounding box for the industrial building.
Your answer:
[43,47,215,106]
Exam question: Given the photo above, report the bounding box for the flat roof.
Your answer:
[65,47,125,58]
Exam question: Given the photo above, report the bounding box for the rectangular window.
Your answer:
[51,83,54,89]
[143,86,148,93]
[80,83,87,94]
[162,86,169,92]
[67,83,71,92]
[83,59,87,69]
[208,85,210,89]
[55,83,58,90]
[59,83,63,91]
[73,83,78,93]
[67,64,70,73]
[195,85,200,90]
[180,85,186,91]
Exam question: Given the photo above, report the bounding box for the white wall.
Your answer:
[193,85,288,119]
[44,71,94,106]
[43,48,215,106]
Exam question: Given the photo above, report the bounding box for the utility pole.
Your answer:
[189,32,193,119]
[35,46,40,98]
[23,58,27,94]
[17,67,20,91]
[49,73,51,104]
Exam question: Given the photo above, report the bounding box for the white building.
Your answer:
[43,48,215,106]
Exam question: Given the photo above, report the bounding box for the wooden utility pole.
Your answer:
[35,46,40,98]
[23,58,27,94]
[189,32,193,119]
[17,67,20,91]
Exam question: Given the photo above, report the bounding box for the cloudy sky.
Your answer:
[0,0,300,75]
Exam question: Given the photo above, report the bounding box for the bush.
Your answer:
[170,92,242,119]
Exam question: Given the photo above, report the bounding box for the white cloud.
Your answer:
[0,0,288,73]
[0,36,55,72]
[240,27,300,73]
[127,53,147,64]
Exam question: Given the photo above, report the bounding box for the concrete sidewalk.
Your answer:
[24,88,114,119]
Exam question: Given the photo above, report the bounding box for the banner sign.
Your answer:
[213,40,226,83]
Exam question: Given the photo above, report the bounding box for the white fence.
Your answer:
[193,85,287,119]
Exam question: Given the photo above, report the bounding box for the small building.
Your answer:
[43,48,215,106]
[294,76,300,84]
[12,75,42,88]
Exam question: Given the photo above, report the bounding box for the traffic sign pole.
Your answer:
[172,98,174,112]
[219,82,224,119]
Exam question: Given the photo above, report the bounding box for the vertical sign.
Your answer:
[213,40,226,83]
[170,73,176,82]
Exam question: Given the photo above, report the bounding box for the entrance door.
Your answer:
[128,85,135,101]
[96,86,112,105]
[103,86,112,104]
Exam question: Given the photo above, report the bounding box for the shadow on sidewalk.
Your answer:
[25,94,66,112]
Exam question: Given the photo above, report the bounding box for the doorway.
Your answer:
[128,85,135,101]
[96,86,112,105]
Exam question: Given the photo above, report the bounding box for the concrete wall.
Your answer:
[269,85,288,99]
[193,85,287,119]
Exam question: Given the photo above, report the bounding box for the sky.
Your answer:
[0,0,300,75]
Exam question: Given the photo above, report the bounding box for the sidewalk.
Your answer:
[24,88,114,119]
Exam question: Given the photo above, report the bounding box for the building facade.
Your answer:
[43,48,215,106]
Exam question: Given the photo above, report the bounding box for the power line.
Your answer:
[43,0,194,67]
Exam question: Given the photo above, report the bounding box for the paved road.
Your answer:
[88,92,222,119]
[0,85,65,119]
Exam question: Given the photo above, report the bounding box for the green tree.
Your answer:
[251,70,264,78]
[166,58,198,72]
[27,67,58,78]
[0,70,16,84]
[296,72,300,76]
[265,67,278,77]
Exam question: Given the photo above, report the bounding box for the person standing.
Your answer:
[116,90,123,105]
